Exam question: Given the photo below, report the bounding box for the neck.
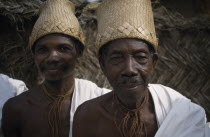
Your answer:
[116,88,149,110]
[43,75,75,95]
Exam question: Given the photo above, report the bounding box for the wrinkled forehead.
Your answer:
[104,38,150,54]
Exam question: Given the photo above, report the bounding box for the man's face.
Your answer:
[34,34,78,81]
[100,38,158,96]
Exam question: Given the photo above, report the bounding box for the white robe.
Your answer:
[0,74,28,137]
[69,82,209,137]
[0,74,27,127]
[206,123,210,136]
[148,84,209,137]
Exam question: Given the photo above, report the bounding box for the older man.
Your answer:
[73,0,209,137]
[1,0,109,137]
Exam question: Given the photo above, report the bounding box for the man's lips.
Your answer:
[125,83,139,88]
[44,65,63,71]
[45,67,61,72]
[119,83,141,89]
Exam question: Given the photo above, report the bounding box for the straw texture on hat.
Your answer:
[96,0,158,52]
[29,0,85,49]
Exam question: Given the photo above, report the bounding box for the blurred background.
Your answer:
[0,0,209,120]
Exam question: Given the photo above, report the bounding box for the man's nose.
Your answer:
[121,56,138,77]
[46,50,60,63]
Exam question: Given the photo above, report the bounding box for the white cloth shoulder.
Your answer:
[69,78,111,137]
[149,84,208,137]
[205,123,210,137]
[148,84,187,126]
[0,74,28,128]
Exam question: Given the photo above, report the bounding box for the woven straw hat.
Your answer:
[96,0,158,52]
[29,0,85,49]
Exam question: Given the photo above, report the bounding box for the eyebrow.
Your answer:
[108,50,123,55]
[133,49,149,54]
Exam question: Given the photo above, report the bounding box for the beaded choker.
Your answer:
[113,90,149,137]
[42,82,75,137]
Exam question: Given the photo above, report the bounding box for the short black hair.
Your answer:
[32,33,85,56]
[99,38,155,59]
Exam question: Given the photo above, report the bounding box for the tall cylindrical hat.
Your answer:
[29,0,85,49]
[96,0,158,52]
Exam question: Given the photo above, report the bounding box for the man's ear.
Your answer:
[152,53,158,68]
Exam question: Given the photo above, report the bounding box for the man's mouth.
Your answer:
[123,83,141,89]
[117,78,145,90]
[44,65,63,71]
[118,82,141,88]
[45,67,62,72]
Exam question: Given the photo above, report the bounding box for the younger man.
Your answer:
[2,0,109,137]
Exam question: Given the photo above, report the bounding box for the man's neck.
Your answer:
[43,75,75,95]
[116,88,149,110]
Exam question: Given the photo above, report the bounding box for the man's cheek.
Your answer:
[107,77,116,87]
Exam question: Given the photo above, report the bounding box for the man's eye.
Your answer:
[60,46,71,52]
[35,47,47,54]
[111,56,122,60]
[109,56,123,64]
[135,56,148,64]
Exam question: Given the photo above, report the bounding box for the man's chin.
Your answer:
[44,72,74,82]
[44,73,63,82]
[45,77,62,82]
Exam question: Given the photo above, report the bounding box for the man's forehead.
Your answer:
[35,34,74,46]
[106,38,150,54]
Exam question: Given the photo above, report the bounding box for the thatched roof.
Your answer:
[0,0,42,23]
[0,0,210,120]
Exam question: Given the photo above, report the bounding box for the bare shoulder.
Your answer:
[3,86,39,113]
[1,86,40,136]
[73,92,113,137]
[3,91,28,111]
[75,91,113,119]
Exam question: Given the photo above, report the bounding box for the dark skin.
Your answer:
[2,34,79,137]
[73,38,158,137]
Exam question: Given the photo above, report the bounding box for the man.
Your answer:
[73,0,209,137]
[1,0,109,137]
[0,74,27,137]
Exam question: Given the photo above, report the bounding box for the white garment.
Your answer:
[149,84,209,137]
[0,74,28,136]
[205,123,210,136]
[69,78,111,137]
[69,83,209,137]
[87,0,100,2]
